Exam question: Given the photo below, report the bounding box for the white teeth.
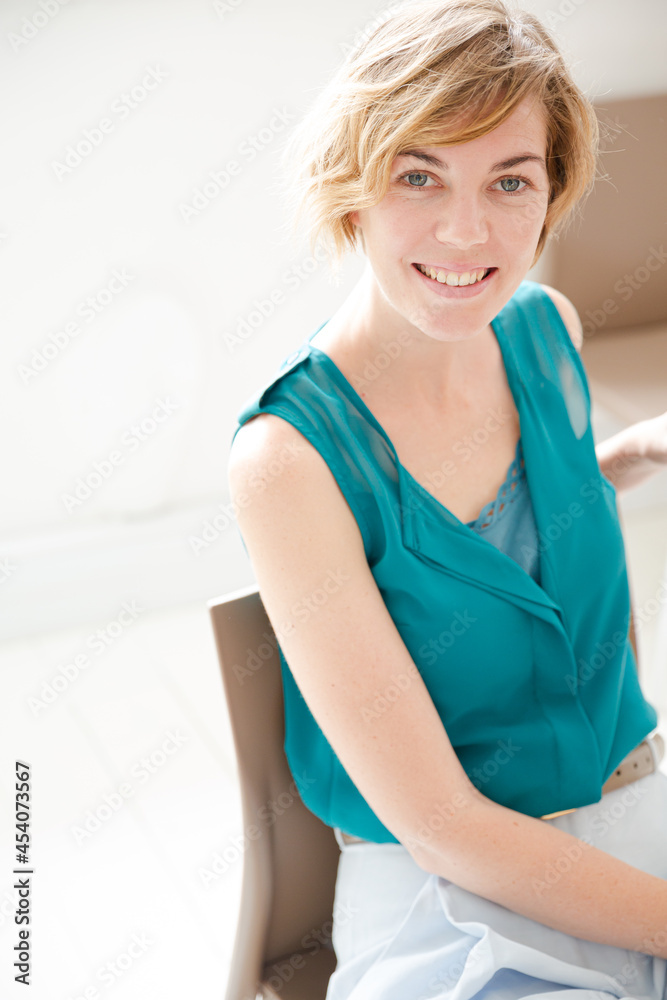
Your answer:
[418,263,489,286]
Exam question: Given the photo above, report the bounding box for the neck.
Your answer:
[323,264,497,408]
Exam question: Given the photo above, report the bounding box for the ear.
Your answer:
[349,210,359,227]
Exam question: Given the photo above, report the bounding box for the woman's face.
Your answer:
[349,95,551,343]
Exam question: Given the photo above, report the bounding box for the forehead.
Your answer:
[487,97,547,142]
[405,96,548,159]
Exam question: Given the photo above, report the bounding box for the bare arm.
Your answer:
[228,412,667,960]
[415,794,667,958]
[595,414,667,493]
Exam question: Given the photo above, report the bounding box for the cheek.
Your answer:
[379,197,425,231]
[368,209,417,255]
[499,198,548,248]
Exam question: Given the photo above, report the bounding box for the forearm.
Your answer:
[596,419,665,493]
[415,792,667,958]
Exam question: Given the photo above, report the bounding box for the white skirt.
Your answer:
[326,770,667,1000]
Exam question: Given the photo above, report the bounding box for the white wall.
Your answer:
[2,0,666,640]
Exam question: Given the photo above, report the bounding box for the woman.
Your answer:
[228,1,667,996]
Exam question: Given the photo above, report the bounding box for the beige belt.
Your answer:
[339,731,665,845]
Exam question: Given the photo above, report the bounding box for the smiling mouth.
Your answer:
[413,263,496,286]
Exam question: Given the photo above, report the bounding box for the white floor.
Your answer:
[2,598,242,1000]
[2,501,666,1000]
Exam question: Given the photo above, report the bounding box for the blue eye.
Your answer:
[398,171,433,187]
[396,171,532,194]
[495,176,530,194]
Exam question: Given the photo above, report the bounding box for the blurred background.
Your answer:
[1,0,666,997]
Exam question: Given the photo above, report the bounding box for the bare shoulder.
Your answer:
[538,283,584,353]
[229,411,322,480]
[228,411,366,554]
[228,411,309,479]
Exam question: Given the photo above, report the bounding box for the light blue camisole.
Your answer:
[467,438,540,584]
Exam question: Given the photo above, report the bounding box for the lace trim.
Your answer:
[468,439,525,530]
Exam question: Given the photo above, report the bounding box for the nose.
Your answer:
[433,189,489,249]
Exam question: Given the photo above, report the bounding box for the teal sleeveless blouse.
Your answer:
[231,279,658,842]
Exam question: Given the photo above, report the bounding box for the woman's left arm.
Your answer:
[539,284,667,496]
[595,413,667,494]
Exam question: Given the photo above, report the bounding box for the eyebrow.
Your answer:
[396,150,547,172]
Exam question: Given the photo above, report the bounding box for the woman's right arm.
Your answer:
[228,412,667,959]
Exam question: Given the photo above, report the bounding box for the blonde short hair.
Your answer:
[278,0,601,276]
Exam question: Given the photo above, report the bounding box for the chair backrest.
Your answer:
[542,92,667,334]
[208,584,340,1000]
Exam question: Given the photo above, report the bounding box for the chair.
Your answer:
[208,584,340,1000]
